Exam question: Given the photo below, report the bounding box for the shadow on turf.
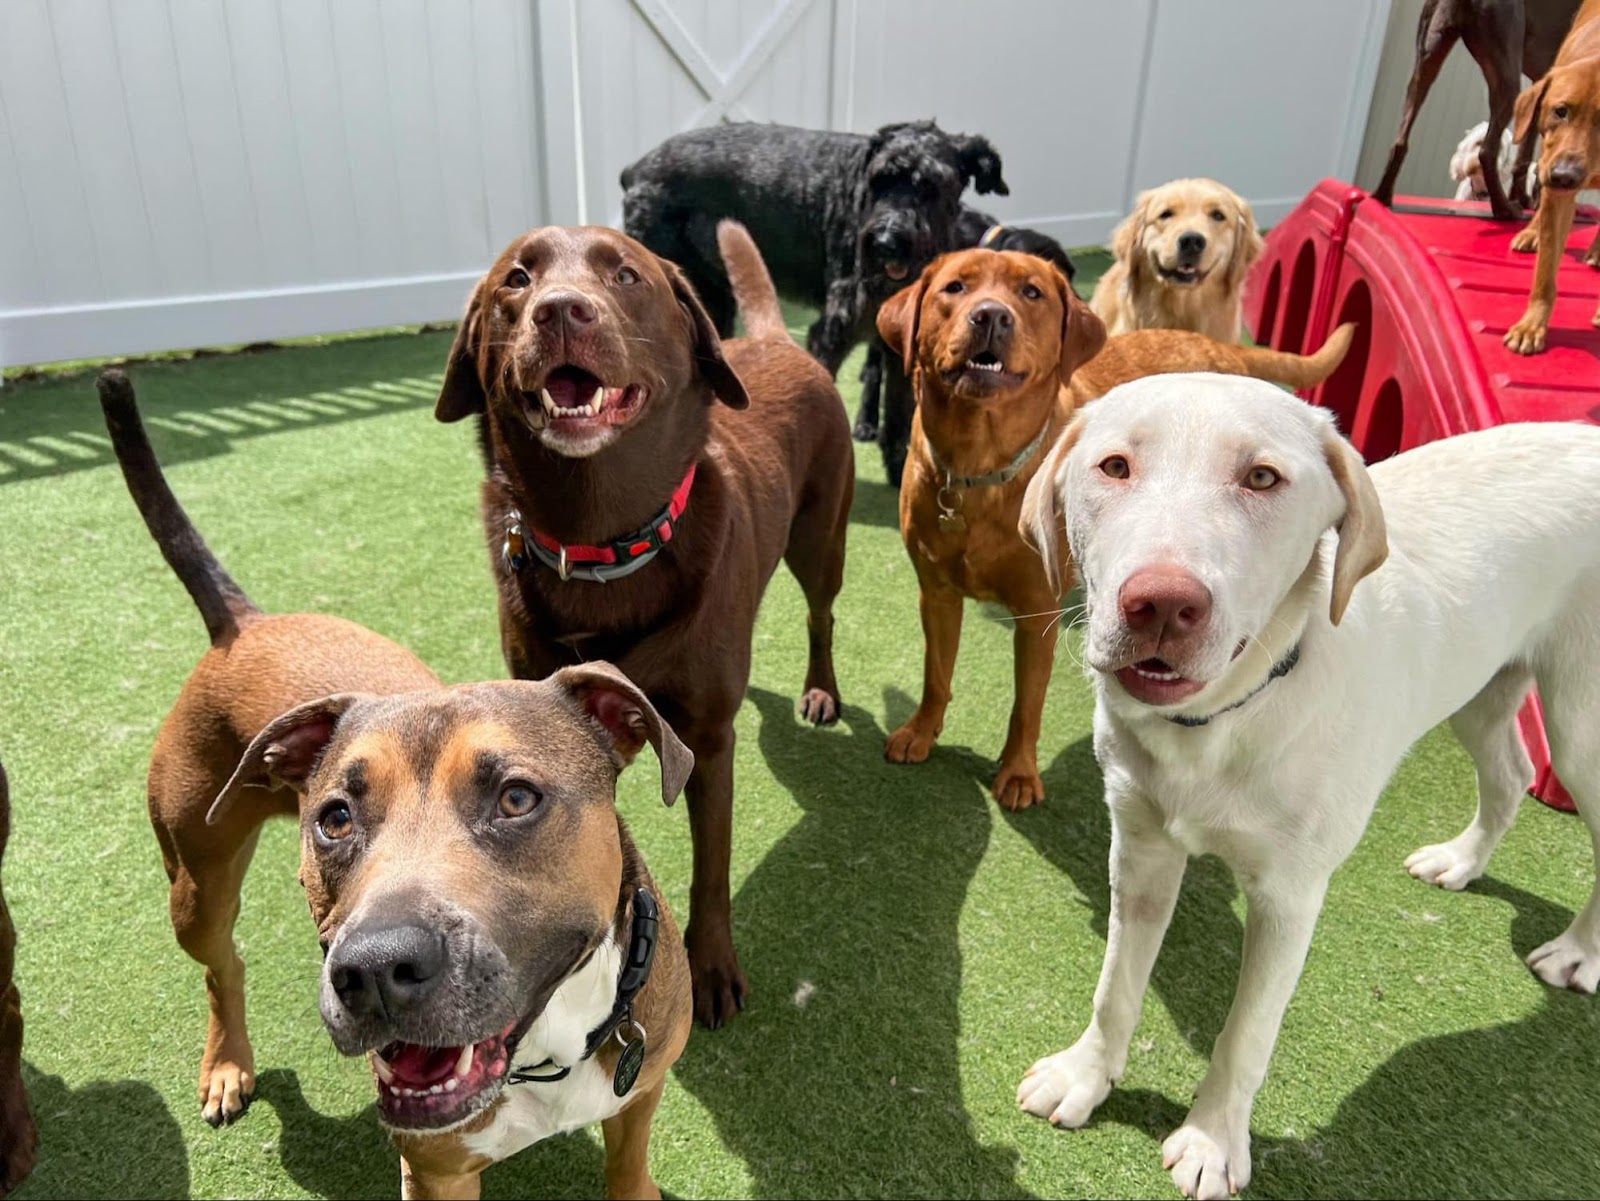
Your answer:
[0,339,449,487]
[14,1064,188,1199]
[671,685,1035,1199]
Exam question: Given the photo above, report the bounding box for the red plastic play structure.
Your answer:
[1246,180,1600,812]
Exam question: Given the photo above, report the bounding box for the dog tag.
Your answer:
[612,1027,646,1097]
[937,511,966,534]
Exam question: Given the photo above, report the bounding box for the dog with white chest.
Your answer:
[1016,373,1600,1199]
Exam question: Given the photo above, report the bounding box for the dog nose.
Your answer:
[327,919,448,1020]
[968,301,1014,338]
[532,290,597,330]
[1119,566,1213,639]
[1176,232,1207,256]
[1547,159,1587,191]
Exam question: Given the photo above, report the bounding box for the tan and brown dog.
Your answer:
[877,248,1353,809]
[0,758,37,1199]
[435,221,853,1027]
[1505,0,1600,353]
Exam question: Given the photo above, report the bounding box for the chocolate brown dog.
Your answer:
[100,369,441,1126]
[0,758,36,1199]
[877,249,1354,809]
[435,221,853,1027]
[213,669,693,1200]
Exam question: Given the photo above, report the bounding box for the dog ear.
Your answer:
[1019,413,1087,598]
[1226,195,1265,295]
[1319,423,1388,625]
[876,271,932,377]
[1513,75,1551,145]
[436,281,488,423]
[663,260,749,410]
[553,661,694,806]
[1110,191,1152,277]
[955,134,1009,196]
[209,694,365,825]
[1054,265,1106,388]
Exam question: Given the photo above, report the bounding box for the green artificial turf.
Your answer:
[2,253,1598,1199]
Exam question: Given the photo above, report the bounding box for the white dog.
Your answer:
[1015,374,1600,1199]
[1450,120,1516,201]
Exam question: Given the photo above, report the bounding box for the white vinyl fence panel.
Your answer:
[2,0,1391,370]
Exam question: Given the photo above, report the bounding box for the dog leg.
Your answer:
[1372,19,1458,208]
[885,585,964,765]
[1511,209,1541,253]
[1463,14,1525,220]
[1162,868,1330,1200]
[784,465,851,726]
[992,610,1058,811]
[1407,665,1533,890]
[854,344,883,442]
[602,1080,666,1200]
[1506,190,1577,354]
[807,279,858,376]
[1509,130,1539,210]
[682,731,748,1027]
[877,355,914,489]
[1019,793,1185,1127]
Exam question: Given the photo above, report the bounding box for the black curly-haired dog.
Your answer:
[620,120,1008,485]
[851,210,1078,447]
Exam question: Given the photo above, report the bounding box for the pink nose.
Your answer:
[1118,566,1213,639]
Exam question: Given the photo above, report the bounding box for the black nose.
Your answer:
[1547,160,1587,191]
[1177,232,1206,256]
[532,290,597,331]
[968,301,1015,344]
[327,918,448,1020]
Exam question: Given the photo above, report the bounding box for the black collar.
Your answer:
[507,886,659,1097]
[1165,644,1302,728]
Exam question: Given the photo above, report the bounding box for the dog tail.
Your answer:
[716,220,788,341]
[1236,323,1356,389]
[97,369,259,645]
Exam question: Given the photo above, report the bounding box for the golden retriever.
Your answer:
[1090,178,1264,343]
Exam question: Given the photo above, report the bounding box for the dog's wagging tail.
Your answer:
[716,220,788,342]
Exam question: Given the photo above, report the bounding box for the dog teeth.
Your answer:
[428,1083,444,1095]
[444,1077,459,1092]
[965,360,1002,373]
[591,385,606,410]
[1134,666,1181,682]
[540,387,556,414]
[455,1045,474,1078]
[371,1052,395,1085]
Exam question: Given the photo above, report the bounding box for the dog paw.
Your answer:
[1162,1115,1251,1200]
[1404,835,1488,891]
[685,926,749,1029]
[1527,929,1600,993]
[1510,228,1539,253]
[1017,1042,1114,1128]
[1585,246,1600,269]
[799,688,839,725]
[200,1060,255,1127]
[852,421,879,443]
[885,722,937,764]
[993,763,1045,811]
[1490,200,1524,222]
[1504,318,1547,355]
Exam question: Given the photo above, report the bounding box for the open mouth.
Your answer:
[950,349,1026,391]
[1156,262,1208,286]
[522,365,647,434]
[369,1015,529,1131]
[1113,657,1207,705]
[884,260,910,281]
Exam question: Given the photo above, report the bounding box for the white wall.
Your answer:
[2,0,1392,370]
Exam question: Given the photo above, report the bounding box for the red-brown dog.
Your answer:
[0,758,36,1199]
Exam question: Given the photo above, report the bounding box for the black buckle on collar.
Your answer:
[508,888,659,1096]
[1166,644,1302,728]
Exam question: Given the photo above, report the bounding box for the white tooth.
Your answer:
[429,1084,444,1095]
[444,1077,459,1092]
[399,1087,413,1097]
[388,1083,401,1095]
[456,1045,474,1077]
[582,402,595,416]
[371,1053,394,1084]
[540,388,556,413]
[591,385,606,410]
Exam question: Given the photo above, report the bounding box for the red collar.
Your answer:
[502,463,697,583]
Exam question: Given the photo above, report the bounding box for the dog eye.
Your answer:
[1021,283,1043,300]
[1099,455,1131,480]
[1553,104,1570,121]
[941,280,966,294]
[1243,466,1281,491]
[505,267,530,290]
[1157,209,1174,221]
[616,266,640,286]
[1210,209,1226,222]
[316,801,355,843]
[498,782,542,819]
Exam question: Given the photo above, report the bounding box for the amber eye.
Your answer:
[1021,282,1043,300]
[616,266,640,286]
[1244,466,1282,491]
[316,801,354,843]
[1553,104,1571,121]
[1157,208,1174,221]
[498,782,542,819]
[1210,209,1226,222]
[506,267,530,290]
[941,279,966,294]
[1099,455,1131,480]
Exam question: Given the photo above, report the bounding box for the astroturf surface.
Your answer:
[3,253,1598,1199]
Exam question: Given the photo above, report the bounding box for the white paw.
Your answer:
[1162,1116,1250,1200]
[1016,1041,1115,1129]
[1527,929,1600,993]
[1404,835,1488,891]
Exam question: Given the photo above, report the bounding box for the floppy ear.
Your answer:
[1054,265,1107,388]
[436,281,489,423]
[1109,191,1153,279]
[553,661,694,807]
[209,694,365,826]
[1319,424,1388,625]
[955,134,1009,196]
[1019,413,1086,598]
[1226,195,1264,294]
[876,271,932,377]
[663,260,749,409]
[1514,75,1551,145]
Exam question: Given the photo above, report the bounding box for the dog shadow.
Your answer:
[12,1064,188,1199]
[670,685,1033,1198]
[257,1068,609,1200]
[848,478,902,530]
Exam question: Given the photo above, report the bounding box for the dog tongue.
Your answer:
[389,1043,461,1087]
